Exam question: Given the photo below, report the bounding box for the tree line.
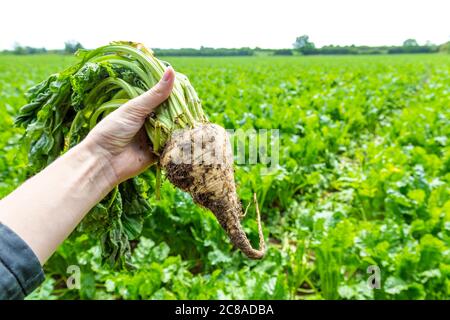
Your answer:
[288,35,446,55]
[2,37,449,56]
[4,41,84,55]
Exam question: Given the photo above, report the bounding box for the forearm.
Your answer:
[0,140,116,264]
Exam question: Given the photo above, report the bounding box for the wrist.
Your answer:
[71,139,119,193]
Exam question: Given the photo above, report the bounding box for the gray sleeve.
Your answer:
[0,223,45,300]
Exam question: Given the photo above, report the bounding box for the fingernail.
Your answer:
[162,67,173,82]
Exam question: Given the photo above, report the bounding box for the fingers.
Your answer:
[118,67,175,121]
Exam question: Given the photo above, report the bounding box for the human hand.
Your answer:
[84,67,175,186]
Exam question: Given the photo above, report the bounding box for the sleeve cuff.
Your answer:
[0,223,45,299]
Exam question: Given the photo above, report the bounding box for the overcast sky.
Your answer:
[1,0,449,50]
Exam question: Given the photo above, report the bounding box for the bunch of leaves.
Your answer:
[14,42,206,268]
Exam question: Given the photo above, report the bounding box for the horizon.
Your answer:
[5,40,448,51]
[2,0,449,50]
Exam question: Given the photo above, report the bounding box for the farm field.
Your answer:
[0,53,449,299]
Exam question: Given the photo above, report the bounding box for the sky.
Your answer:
[1,0,449,50]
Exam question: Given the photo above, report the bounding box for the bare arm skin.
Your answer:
[0,67,175,264]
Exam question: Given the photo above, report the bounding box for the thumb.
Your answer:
[118,66,175,120]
